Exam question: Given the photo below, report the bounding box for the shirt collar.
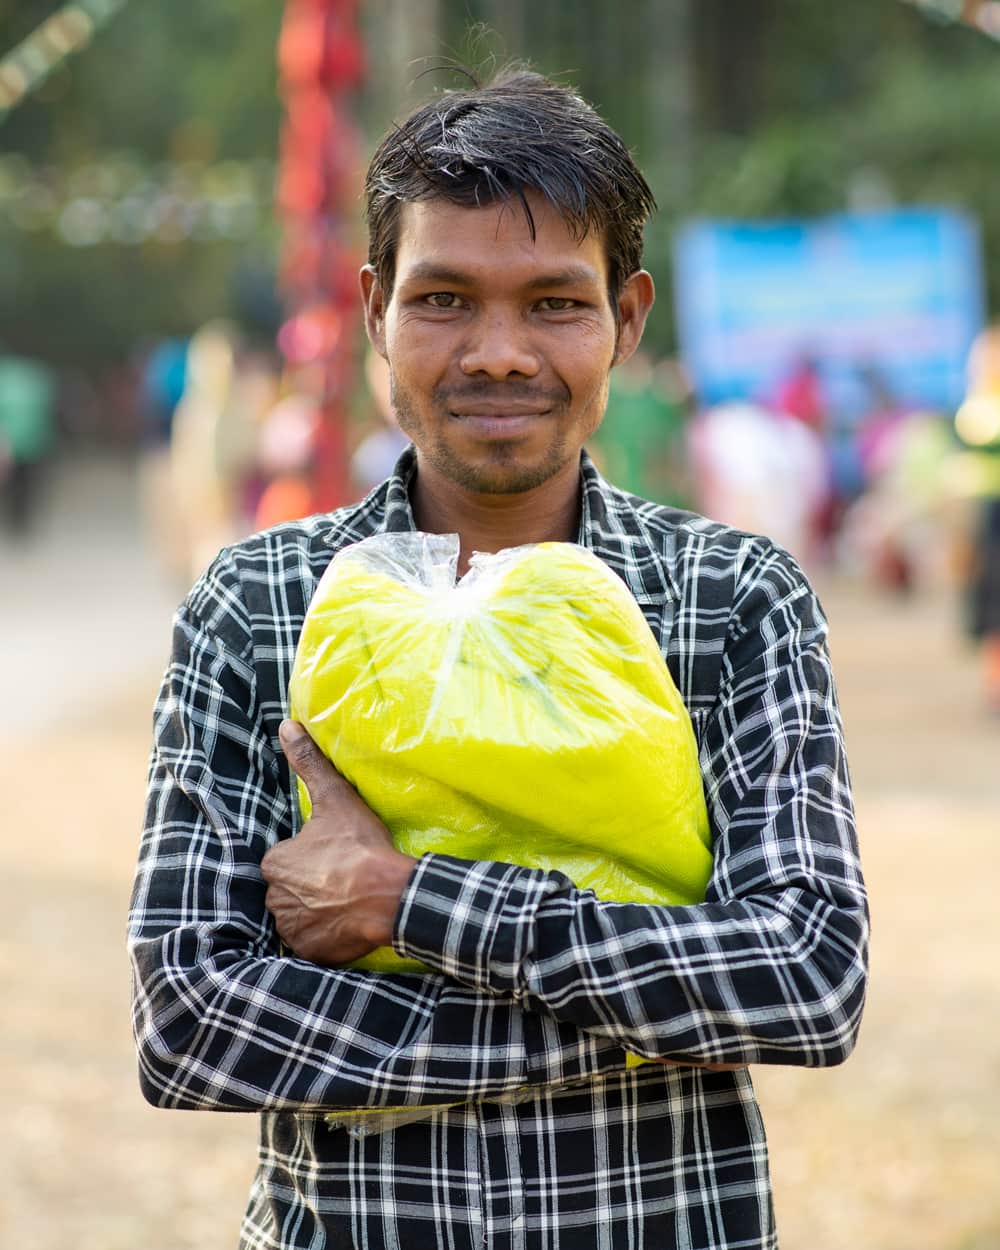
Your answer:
[576,449,677,611]
[381,444,421,532]
[323,444,677,610]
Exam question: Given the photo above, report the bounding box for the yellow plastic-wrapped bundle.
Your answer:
[289,532,712,975]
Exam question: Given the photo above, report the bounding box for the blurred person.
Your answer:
[853,363,912,490]
[350,346,411,495]
[954,326,1000,713]
[137,337,190,584]
[771,354,844,549]
[253,472,316,529]
[224,345,281,521]
[837,411,958,594]
[139,338,189,449]
[688,399,831,568]
[252,389,323,529]
[168,320,238,579]
[0,348,56,536]
[169,322,275,581]
[772,351,825,435]
[129,68,868,1250]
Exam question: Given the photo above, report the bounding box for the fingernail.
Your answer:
[279,718,305,744]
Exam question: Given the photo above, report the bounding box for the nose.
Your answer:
[459,309,540,380]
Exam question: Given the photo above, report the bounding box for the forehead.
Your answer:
[392,192,608,288]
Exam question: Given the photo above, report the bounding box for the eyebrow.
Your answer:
[398,261,603,291]
[523,265,603,292]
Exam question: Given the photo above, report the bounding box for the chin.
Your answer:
[430,444,571,495]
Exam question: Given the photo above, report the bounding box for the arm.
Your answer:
[390,545,869,1068]
[127,551,629,1113]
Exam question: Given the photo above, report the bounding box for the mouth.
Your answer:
[448,408,550,438]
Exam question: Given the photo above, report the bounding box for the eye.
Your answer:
[424,292,462,308]
[537,297,579,312]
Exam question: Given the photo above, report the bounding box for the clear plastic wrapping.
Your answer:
[287,533,713,1133]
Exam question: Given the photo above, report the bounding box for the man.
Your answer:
[129,69,868,1249]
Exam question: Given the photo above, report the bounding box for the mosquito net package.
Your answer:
[288,531,713,976]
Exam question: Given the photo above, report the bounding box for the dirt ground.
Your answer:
[2,466,998,1248]
[754,579,1000,1250]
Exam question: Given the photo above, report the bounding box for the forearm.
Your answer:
[129,926,626,1112]
[131,763,626,1114]
[394,853,868,1068]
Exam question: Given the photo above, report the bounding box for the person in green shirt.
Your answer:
[0,351,56,533]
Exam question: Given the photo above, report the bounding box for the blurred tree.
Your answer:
[0,0,284,368]
[1,0,283,159]
[2,0,999,367]
[357,0,1000,345]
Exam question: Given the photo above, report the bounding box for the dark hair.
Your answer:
[364,67,656,309]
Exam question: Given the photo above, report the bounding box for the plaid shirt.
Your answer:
[129,447,868,1250]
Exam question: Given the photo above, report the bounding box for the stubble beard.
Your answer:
[390,378,582,496]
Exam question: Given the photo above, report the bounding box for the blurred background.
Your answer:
[1,1,998,1246]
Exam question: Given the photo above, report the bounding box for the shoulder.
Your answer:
[604,482,816,617]
[182,489,391,643]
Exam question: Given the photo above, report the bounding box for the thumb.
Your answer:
[279,719,349,812]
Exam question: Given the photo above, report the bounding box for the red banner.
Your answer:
[276,0,365,512]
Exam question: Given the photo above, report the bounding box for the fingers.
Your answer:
[279,719,352,812]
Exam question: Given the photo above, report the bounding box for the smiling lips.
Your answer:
[449,408,550,438]
[446,398,556,437]
[450,402,551,417]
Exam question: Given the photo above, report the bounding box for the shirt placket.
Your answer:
[477,1102,526,1249]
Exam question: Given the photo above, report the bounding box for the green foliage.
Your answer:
[2,0,999,365]
[1,0,283,364]
[2,0,282,157]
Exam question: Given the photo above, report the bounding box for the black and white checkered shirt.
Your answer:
[129,447,869,1250]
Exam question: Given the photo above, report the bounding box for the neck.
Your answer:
[410,457,582,577]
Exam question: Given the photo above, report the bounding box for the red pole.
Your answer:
[276,0,365,511]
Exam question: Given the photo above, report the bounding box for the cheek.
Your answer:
[386,308,449,358]
[585,377,612,433]
[385,335,448,401]
[569,345,615,409]
[557,319,617,385]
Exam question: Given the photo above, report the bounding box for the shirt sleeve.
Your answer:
[393,543,870,1068]
[127,549,628,1113]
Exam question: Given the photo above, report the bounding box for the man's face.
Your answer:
[362,191,651,497]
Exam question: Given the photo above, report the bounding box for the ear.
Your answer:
[612,270,655,367]
[359,265,388,358]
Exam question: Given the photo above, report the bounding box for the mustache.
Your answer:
[434,380,569,408]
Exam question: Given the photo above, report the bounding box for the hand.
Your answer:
[260,720,417,966]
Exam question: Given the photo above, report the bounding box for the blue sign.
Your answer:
[672,208,986,418]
